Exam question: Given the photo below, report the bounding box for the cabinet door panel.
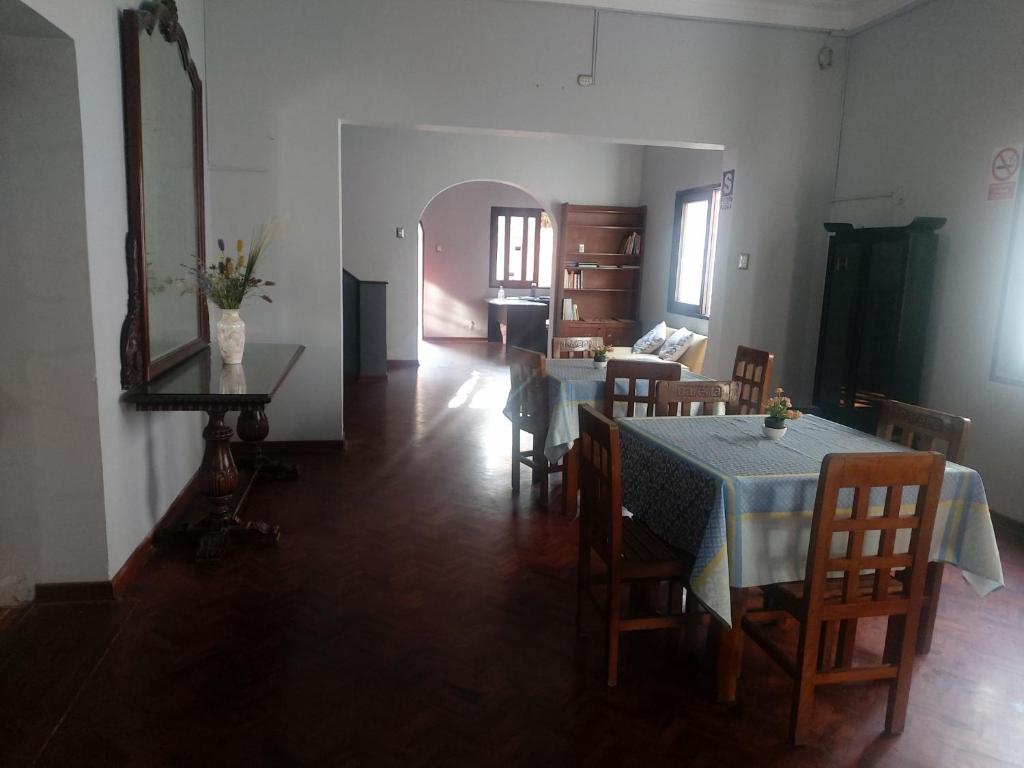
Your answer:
[855,239,907,402]
[816,241,866,407]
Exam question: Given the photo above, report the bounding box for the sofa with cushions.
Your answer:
[609,322,708,374]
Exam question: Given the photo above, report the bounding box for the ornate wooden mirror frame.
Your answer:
[119,0,208,388]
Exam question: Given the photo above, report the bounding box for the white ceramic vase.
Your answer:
[762,424,788,440]
[217,309,246,364]
[593,359,608,370]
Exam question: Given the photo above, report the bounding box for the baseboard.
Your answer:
[387,359,419,369]
[992,510,1024,542]
[35,581,116,603]
[235,440,344,456]
[421,336,488,343]
[109,468,202,597]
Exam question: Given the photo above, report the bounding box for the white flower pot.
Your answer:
[217,309,246,364]
[593,359,608,370]
[762,424,788,440]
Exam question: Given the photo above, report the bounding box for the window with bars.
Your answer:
[667,185,721,318]
[490,207,553,289]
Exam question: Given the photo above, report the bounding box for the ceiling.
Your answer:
[502,0,930,33]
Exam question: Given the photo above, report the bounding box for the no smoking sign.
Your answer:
[988,145,1022,201]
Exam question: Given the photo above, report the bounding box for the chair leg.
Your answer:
[790,619,822,746]
[684,589,703,654]
[818,621,839,672]
[535,442,549,506]
[576,539,591,639]
[511,427,521,494]
[916,563,944,655]
[606,579,621,687]
[884,613,918,735]
[836,619,858,669]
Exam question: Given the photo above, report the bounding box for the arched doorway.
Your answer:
[418,180,555,359]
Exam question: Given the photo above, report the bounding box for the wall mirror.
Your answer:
[120,0,208,387]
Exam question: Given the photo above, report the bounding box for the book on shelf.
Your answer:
[619,232,642,255]
[562,298,574,320]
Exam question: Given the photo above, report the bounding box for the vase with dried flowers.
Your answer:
[762,387,802,440]
[188,217,283,364]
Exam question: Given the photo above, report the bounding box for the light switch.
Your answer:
[738,253,750,270]
[396,227,405,239]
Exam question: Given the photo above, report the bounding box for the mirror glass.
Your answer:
[139,27,200,360]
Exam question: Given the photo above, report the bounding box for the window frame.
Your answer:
[666,184,721,319]
[489,206,547,289]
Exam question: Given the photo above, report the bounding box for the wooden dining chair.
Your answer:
[873,400,970,655]
[507,346,562,504]
[576,404,695,687]
[552,336,604,359]
[742,451,945,745]
[730,346,774,414]
[655,380,739,416]
[603,359,681,418]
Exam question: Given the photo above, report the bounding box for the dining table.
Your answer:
[540,358,711,514]
[616,413,1005,701]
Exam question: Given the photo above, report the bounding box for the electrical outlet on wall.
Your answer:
[738,253,750,270]
[396,227,405,239]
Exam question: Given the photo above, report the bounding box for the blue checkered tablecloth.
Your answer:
[617,414,1005,626]
[541,359,710,463]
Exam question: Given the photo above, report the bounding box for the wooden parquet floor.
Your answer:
[2,341,1022,767]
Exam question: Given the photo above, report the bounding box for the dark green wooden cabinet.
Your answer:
[812,218,945,432]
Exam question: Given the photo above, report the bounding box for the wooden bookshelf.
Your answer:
[555,204,646,346]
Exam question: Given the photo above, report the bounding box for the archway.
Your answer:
[418,180,555,360]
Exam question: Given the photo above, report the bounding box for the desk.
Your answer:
[616,414,1004,700]
[122,343,305,562]
[486,298,549,354]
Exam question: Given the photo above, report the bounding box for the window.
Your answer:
[992,192,1024,385]
[667,185,720,318]
[490,207,553,289]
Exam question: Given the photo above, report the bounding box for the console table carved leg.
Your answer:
[195,408,239,563]
[237,405,300,481]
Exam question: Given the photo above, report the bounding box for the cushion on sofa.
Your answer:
[632,321,667,354]
[659,327,696,362]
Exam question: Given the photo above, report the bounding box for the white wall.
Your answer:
[342,125,644,359]
[421,181,546,340]
[637,145,724,336]
[20,0,208,578]
[832,0,1024,520]
[206,0,847,433]
[0,28,108,601]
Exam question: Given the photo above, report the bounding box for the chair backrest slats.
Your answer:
[804,452,945,621]
[876,400,970,463]
[731,345,774,414]
[578,404,623,567]
[603,360,681,418]
[655,380,739,416]
[552,336,604,359]
[507,346,548,424]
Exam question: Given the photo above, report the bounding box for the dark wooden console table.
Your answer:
[122,343,305,562]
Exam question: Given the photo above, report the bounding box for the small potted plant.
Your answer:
[763,388,801,440]
[592,345,612,370]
